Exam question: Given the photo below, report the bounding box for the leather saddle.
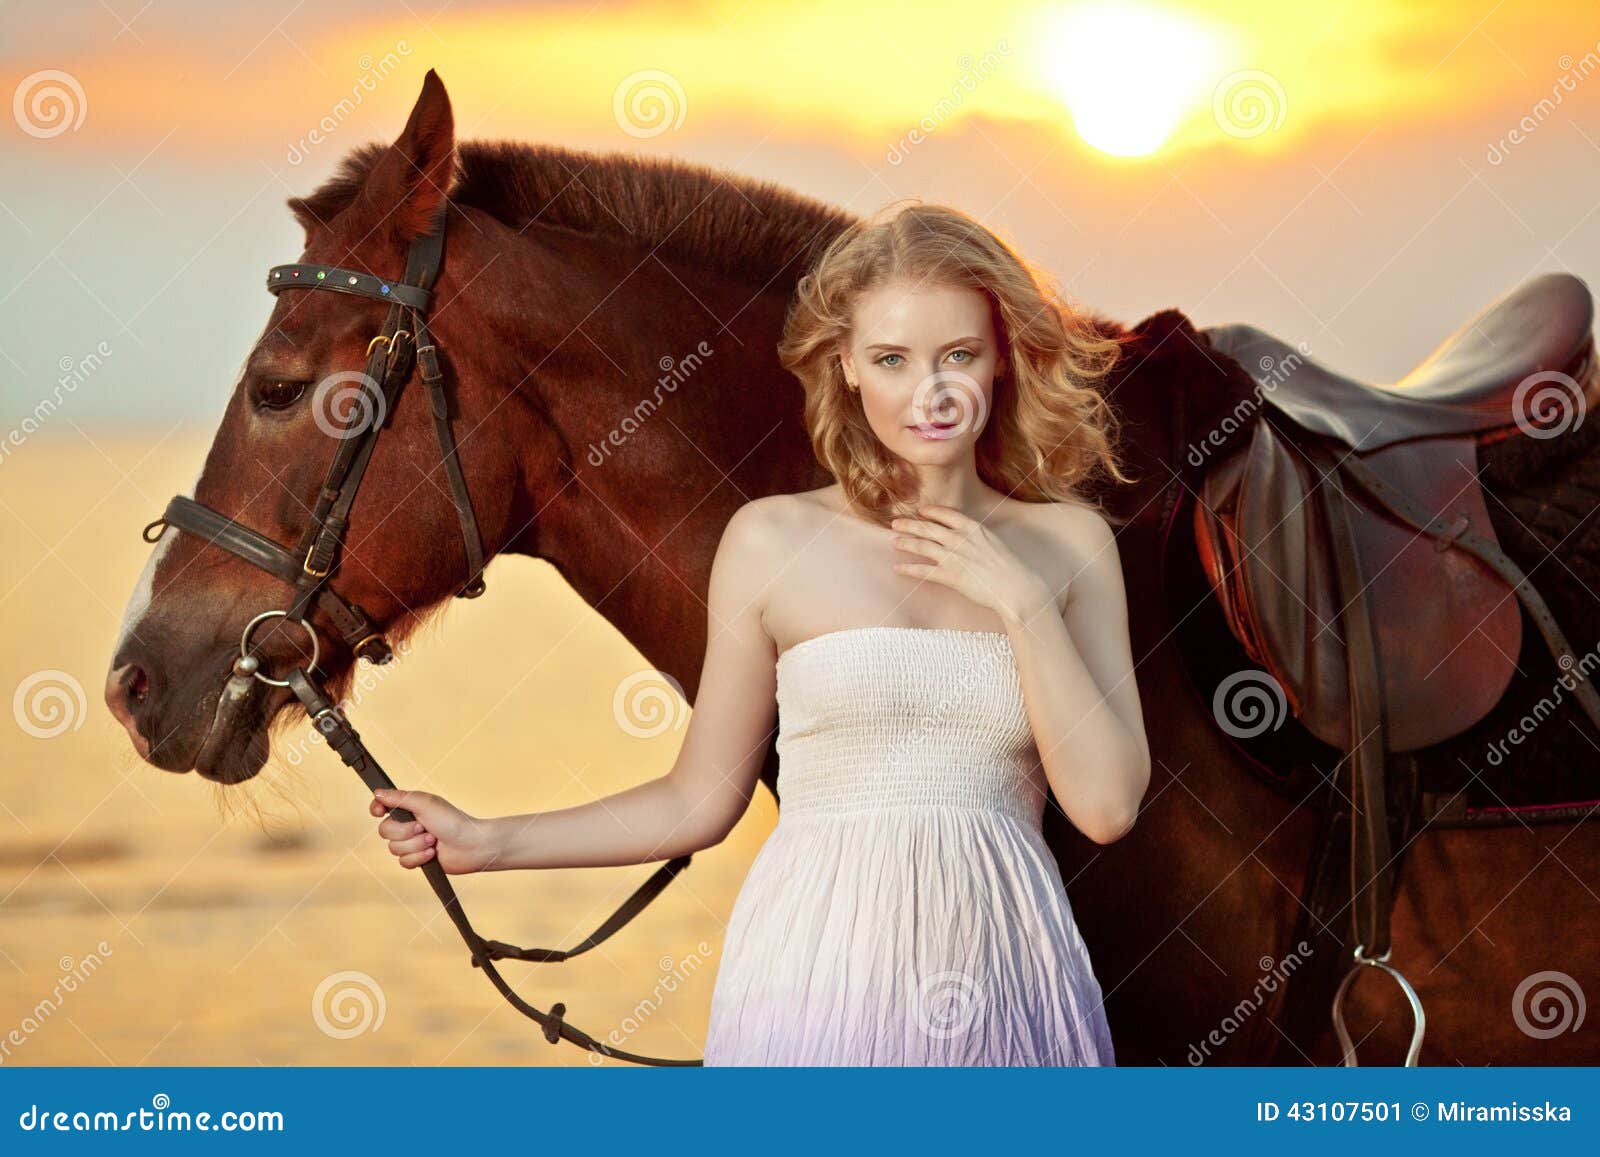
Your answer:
[1197,273,1597,753]
[1187,272,1600,1063]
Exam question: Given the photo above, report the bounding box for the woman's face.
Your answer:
[837,279,1001,463]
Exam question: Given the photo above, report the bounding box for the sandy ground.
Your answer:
[0,433,776,1066]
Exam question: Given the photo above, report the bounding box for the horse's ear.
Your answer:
[351,69,458,243]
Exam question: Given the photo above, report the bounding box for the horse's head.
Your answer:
[106,71,525,783]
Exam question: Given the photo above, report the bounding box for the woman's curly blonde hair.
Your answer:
[777,201,1133,527]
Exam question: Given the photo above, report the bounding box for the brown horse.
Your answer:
[106,72,1600,1065]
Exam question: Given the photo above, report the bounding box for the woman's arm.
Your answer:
[1002,508,1150,845]
[373,500,781,874]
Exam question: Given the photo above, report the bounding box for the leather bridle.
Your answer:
[138,215,701,1066]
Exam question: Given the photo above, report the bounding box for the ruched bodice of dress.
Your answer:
[774,627,1046,823]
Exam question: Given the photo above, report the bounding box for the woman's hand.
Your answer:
[369,787,500,875]
[890,504,1057,625]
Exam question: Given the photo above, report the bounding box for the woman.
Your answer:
[370,202,1150,1066]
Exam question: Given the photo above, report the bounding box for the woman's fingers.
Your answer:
[892,534,947,560]
[912,503,974,531]
[373,786,429,814]
[388,832,436,858]
[377,815,427,840]
[397,845,436,869]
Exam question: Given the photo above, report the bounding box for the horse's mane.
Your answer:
[292,138,859,283]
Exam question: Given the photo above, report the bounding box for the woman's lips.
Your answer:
[907,422,963,440]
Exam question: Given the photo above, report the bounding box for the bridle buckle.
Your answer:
[302,541,332,578]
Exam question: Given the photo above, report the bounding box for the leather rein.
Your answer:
[139,217,701,1067]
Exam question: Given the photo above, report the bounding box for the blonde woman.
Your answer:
[371,202,1149,1066]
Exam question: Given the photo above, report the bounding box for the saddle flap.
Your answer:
[1195,418,1522,751]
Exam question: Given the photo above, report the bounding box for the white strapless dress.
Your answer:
[703,626,1116,1066]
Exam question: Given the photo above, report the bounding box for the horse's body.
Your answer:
[107,73,1600,1065]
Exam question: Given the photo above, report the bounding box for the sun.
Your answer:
[1043,2,1226,158]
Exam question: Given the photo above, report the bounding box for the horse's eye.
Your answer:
[254,380,308,410]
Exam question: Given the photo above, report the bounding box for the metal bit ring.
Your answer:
[238,610,320,687]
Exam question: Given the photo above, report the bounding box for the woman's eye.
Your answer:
[875,353,903,368]
[948,349,972,364]
[255,380,308,410]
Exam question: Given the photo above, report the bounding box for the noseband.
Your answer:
[138,216,699,1067]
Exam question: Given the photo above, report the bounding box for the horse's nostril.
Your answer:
[105,662,151,742]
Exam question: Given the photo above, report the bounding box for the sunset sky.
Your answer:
[2,0,1597,428]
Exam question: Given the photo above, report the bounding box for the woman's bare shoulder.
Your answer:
[719,486,838,566]
[1011,494,1114,549]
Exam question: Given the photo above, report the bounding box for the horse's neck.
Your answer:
[495,310,800,697]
